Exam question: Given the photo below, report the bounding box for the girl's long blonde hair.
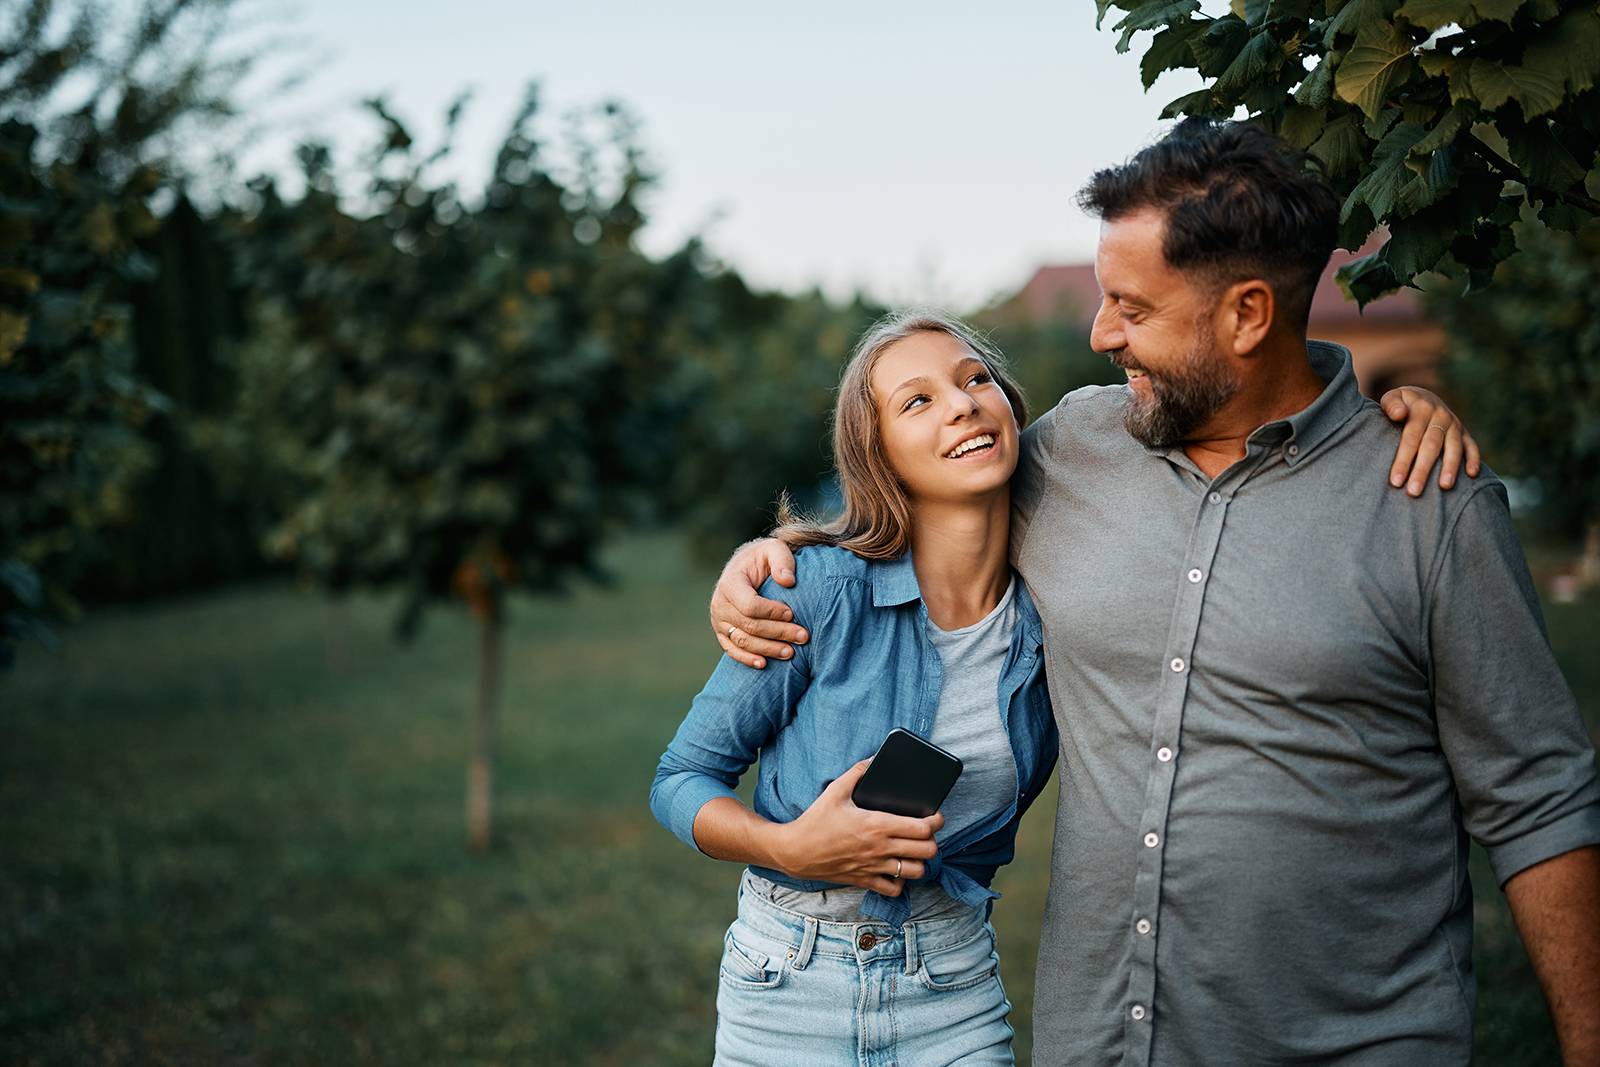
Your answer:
[773,308,1028,561]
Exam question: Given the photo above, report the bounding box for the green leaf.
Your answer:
[1161,87,1221,118]
[1521,9,1600,97]
[1330,0,1401,39]
[1341,121,1430,221]
[1112,0,1204,52]
[1140,24,1204,88]
[1537,196,1597,231]
[1417,49,1455,78]
[1295,53,1338,107]
[1384,212,1456,279]
[1269,0,1317,17]
[1335,19,1417,118]
[1395,0,1475,31]
[1503,119,1588,189]
[1408,99,1476,156]
[1334,248,1404,307]
[1470,0,1522,25]
[1281,103,1329,148]
[1216,29,1288,88]
[1467,59,1565,118]
[1231,0,1272,24]
[1310,112,1370,176]
[1191,16,1253,75]
[1365,106,1402,139]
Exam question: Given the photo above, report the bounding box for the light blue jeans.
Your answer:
[713,870,1015,1067]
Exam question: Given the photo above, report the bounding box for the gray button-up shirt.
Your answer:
[1013,342,1600,1067]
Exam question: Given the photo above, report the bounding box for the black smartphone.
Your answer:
[850,728,963,819]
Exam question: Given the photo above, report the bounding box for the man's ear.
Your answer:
[1221,279,1275,356]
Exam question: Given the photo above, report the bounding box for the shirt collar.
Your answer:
[1251,341,1365,466]
[869,550,923,608]
[1153,340,1365,470]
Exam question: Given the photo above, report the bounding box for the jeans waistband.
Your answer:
[735,869,987,975]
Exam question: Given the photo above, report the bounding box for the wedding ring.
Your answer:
[727,624,737,639]
[1427,424,1448,433]
[895,858,902,879]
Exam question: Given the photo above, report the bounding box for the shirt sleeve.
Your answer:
[1012,404,1058,556]
[648,573,822,854]
[1429,483,1600,885]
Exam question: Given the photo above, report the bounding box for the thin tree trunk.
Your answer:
[467,591,503,851]
[1579,516,1600,591]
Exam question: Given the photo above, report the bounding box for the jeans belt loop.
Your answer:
[793,916,818,970]
[903,918,919,975]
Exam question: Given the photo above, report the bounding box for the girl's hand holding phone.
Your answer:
[771,760,943,897]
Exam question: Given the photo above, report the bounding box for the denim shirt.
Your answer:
[651,544,1059,927]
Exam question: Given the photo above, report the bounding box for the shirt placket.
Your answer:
[1118,472,1241,1067]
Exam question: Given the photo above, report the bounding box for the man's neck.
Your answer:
[1182,338,1326,481]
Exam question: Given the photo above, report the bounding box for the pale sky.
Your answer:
[232,1,1207,309]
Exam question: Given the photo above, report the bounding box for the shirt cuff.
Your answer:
[654,775,741,855]
[1486,803,1600,887]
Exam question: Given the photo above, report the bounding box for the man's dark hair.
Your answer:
[1078,118,1339,333]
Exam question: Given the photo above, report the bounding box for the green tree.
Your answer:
[1428,218,1600,579]
[224,92,702,847]
[1103,0,1598,303]
[0,0,244,667]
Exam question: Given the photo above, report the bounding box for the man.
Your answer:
[708,119,1600,1065]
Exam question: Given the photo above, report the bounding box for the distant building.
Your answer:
[1003,238,1444,399]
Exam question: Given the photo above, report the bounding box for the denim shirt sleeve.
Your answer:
[649,575,821,854]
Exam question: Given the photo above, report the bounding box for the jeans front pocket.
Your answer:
[916,924,1001,993]
[719,925,788,991]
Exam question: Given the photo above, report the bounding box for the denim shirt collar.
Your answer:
[868,550,924,608]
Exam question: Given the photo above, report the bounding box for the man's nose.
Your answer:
[1090,302,1121,354]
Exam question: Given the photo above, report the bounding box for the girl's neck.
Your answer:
[908,486,1012,631]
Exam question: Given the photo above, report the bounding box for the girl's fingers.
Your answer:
[1439,429,1464,490]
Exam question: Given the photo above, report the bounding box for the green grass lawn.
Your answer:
[2,534,1596,1065]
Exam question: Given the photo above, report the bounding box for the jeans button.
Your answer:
[858,933,877,950]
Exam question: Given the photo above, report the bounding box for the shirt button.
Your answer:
[1208,491,1222,505]
[1143,832,1160,848]
[1187,568,1203,583]
[1156,746,1174,763]
[1131,1004,1147,1021]
[1170,657,1186,673]
[1136,918,1152,935]
[1287,443,1299,457]
[858,933,877,950]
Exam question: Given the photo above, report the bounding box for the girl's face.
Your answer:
[870,331,1020,508]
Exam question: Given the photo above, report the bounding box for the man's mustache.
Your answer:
[1107,349,1149,375]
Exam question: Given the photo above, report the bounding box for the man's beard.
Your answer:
[1115,333,1241,450]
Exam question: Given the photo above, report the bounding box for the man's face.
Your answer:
[1090,208,1240,449]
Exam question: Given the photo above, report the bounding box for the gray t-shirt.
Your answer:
[754,577,1021,925]
[1013,341,1600,1067]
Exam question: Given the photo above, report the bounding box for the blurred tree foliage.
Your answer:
[0,0,246,668]
[1101,0,1599,305]
[1430,218,1600,579]
[213,91,827,844]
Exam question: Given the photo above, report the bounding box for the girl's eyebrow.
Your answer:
[888,357,990,399]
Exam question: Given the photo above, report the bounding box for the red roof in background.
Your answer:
[1011,233,1426,330]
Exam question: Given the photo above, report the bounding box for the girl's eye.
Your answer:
[902,394,930,412]
[968,372,993,387]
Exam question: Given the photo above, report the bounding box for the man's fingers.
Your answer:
[716,628,766,670]
[1464,431,1482,478]
[726,583,795,624]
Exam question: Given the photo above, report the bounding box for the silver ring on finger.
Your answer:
[895,858,902,879]
[727,624,737,640]
[1427,424,1448,433]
